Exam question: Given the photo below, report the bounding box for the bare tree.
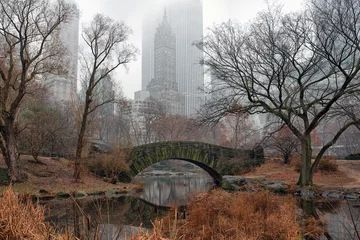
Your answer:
[18,90,75,162]
[0,0,77,181]
[74,14,137,181]
[222,112,258,149]
[152,115,203,142]
[111,98,132,147]
[266,126,300,164]
[130,99,167,145]
[196,0,360,186]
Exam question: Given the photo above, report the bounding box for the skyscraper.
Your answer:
[168,0,204,116]
[47,6,79,102]
[147,9,184,115]
[141,8,163,91]
[142,0,204,116]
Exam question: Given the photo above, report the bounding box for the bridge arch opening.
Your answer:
[134,158,221,183]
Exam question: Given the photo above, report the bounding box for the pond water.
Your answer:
[43,174,214,239]
[313,200,360,239]
[43,173,360,239]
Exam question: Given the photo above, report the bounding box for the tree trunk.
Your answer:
[284,155,290,164]
[73,95,91,181]
[32,152,39,163]
[73,114,87,181]
[1,119,21,181]
[298,136,313,186]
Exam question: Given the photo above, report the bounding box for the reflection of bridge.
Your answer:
[140,176,212,207]
[118,141,264,183]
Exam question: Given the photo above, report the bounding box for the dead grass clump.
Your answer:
[0,187,74,240]
[181,190,299,240]
[317,158,338,173]
[127,220,167,240]
[302,217,328,239]
[132,190,299,240]
[0,187,50,239]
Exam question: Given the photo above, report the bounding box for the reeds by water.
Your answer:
[0,186,75,239]
[131,190,300,240]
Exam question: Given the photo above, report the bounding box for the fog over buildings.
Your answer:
[74,0,303,101]
[47,8,79,102]
[142,0,204,116]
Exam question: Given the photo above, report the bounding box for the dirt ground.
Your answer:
[0,155,132,194]
[244,157,360,190]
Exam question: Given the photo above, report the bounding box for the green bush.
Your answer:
[345,153,360,160]
[0,168,10,185]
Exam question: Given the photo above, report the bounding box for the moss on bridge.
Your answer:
[118,141,264,183]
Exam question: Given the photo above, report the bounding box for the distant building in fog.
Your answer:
[147,10,184,115]
[47,6,79,102]
[142,0,204,116]
[168,0,204,116]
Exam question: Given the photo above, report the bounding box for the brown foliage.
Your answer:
[132,190,299,240]
[0,187,73,239]
[302,217,328,239]
[293,157,338,173]
[86,148,129,183]
[317,158,338,173]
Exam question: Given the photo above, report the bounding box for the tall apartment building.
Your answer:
[47,4,79,102]
[142,0,204,116]
[147,10,184,115]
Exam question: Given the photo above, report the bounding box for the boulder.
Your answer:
[72,191,87,198]
[326,191,344,199]
[39,189,49,194]
[345,193,358,201]
[264,181,290,193]
[295,188,316,199]
[56,192,71,199]
[222,175,247,186]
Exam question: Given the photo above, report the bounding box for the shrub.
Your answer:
[317,158,338,172]
[345,153,360,160]
[293,156,338,173]
[0,168,10,185]
[86,148,130,183]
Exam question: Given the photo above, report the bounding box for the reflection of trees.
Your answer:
[45,196,168,230]
[140,176,212,207]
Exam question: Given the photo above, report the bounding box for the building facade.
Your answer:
[147,10,185,115]
[142,0,204,116]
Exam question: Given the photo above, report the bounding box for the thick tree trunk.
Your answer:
[298,136,313,186]
[1,119,21,181]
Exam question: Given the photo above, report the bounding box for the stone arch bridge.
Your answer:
[118,141,264,183]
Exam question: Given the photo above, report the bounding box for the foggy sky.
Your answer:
[75,0,304,99]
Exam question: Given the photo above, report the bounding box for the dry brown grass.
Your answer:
[131,190,300,240]
[244,156,358,189]
[0,186,75,239]
[302,217,328,239]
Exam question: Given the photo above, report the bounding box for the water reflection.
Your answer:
[44,174,212,237]
[298,199,360,239]
[320,201,360,239]
[138,175,214,207]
